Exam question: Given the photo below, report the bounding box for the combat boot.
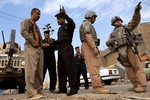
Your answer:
[134,87,146,93]
[93,87,111,94]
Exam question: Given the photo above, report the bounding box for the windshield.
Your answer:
[12,56,24,60]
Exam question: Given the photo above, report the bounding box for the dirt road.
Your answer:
[0,81,150,100]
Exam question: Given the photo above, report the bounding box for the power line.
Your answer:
[96,0,134,20]
[0,11,24,20]
[0,15,21,23]
[0,10,46,27]
[49,0,102,26]
[49,0,88,24]
[0,1,135,28]
[0,1,149,31]
[62,0,88,16]
[50,0,103,28]
[51,1,129,29]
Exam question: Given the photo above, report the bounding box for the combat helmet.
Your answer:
[111,16,123,26]
[84,11,97,19]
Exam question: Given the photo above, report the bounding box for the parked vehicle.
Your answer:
[80,66,121,85]
[0,30,25,93]
[144,61,150,81]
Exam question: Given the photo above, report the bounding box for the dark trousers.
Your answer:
[75,62,89,87]
[43,53,57,91]
[58,44,78,92]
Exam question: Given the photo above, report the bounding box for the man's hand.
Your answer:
[33,41,40,47]
[106,38,115,46]
[43,43,50,47]
[135,2,142,12]
[60,6,66,15]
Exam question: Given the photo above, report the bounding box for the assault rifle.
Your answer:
[123,26,142,62]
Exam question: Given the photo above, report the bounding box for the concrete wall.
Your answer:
[136,23,150,58]
[100,49,118,67]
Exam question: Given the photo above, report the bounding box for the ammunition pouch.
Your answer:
[116,37,127,47]
[107,39,118,53]
[117,54,131,67]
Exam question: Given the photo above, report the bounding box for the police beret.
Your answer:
[55,13,65,18]
[44,30,50,34]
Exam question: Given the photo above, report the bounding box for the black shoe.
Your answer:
[85,86,89,90]
[53,90,67,94]
[67,90,78,96]
[49,90,55,93]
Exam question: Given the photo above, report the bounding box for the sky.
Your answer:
[0,0,150,81]
[0,0,150,51]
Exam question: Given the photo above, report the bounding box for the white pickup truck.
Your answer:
[80,67,121,85]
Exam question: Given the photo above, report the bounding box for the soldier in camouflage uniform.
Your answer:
[106,2,147,93]
[79,11,111,94]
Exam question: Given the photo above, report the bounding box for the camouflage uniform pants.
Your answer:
[125,46,147,88]
[81,42,103,89]
[24,45,44,98]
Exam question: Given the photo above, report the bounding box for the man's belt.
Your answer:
[58,40,71,47]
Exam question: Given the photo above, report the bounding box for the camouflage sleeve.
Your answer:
[20,19,35,45]
[84,24,91,34]
[84,22,96,48]
[125,9,141,31]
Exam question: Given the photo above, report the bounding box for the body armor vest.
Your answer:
[80,20,98,43]
[110,26,128,58]
[111,26,132,67]
[112,26,127,47]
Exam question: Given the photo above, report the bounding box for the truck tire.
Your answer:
[19,85,25,93]
[16,78,25,93]
[103,80,112,85]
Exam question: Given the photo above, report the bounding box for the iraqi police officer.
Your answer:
[79,11,111,94]
[53,6,79,96]
[106,2,147,93]
[74,46,89,89]
[42,30,57,93]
